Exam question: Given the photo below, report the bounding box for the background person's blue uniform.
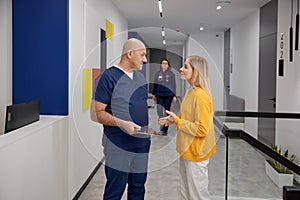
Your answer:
[152,68,176,134]
[94,66,150,200]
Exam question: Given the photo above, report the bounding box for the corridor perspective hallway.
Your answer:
[79,100,282,200]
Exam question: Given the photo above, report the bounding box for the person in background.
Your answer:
[159,55,216,200]
[91,38,152,200]
[152,58,177,136]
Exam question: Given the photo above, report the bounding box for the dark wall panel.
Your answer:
[12,0,69,115]
[260,0,278,38]
[148,48,167,93]
[100,29,107,72]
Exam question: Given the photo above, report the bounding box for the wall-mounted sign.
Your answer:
[279,33,284,76]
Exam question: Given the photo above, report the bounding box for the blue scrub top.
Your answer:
[94,66,150,151]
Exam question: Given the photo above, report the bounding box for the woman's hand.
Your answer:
[152,95,157,102]
[159,110,177,126]
[172,96,177,103]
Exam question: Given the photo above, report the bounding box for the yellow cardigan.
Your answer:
[174,87,216,162]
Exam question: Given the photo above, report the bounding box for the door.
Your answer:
[258,0,277,146]
[258,33,277,146]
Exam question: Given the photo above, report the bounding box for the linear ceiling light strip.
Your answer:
[290,0,294,62]
[295,0,299,50]
[158,0,163,17]
[158,1,165,45]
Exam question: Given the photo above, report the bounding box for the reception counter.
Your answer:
[0,115,68,200]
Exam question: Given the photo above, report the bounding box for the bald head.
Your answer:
[118,38,147,72]
[122,38,146,55]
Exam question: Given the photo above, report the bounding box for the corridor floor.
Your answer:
[79,100,282,200]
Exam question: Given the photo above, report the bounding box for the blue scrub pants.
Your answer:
[103,141,150,200]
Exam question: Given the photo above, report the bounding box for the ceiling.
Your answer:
[111,0,270,48]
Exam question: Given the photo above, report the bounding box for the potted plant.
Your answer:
[265,144,296,188]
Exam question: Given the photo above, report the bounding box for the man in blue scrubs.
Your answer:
[91,38,150,200]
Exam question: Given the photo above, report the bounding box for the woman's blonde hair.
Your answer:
[187,55,212,97]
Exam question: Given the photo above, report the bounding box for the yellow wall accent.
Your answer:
[106,19,114,40]
[83,68,92,110]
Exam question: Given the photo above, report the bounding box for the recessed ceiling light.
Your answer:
[200,27,204,31]
[162,27,165,36]
[216,0,231,10]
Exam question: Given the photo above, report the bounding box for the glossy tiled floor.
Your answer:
[79,100,282,200]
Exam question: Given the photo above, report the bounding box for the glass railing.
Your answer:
[214,111,300,200]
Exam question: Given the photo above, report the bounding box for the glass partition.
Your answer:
[214,111,300,200]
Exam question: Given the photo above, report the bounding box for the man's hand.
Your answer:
[118,120,141,135]
[94,100,141,135]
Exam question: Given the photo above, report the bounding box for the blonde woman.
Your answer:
[159,55,216,200]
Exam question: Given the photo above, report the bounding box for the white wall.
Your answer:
[276,0,300,182]
[185,32,224,111]
[69,0,128,198]
[0,116,68,200]
[0,0,11,134]
[230,10,260,138]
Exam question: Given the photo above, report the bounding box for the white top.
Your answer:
[114,65,134,79]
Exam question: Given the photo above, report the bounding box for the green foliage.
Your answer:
[270,144,296,174]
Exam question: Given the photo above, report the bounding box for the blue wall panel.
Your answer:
[12,0,68,115]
